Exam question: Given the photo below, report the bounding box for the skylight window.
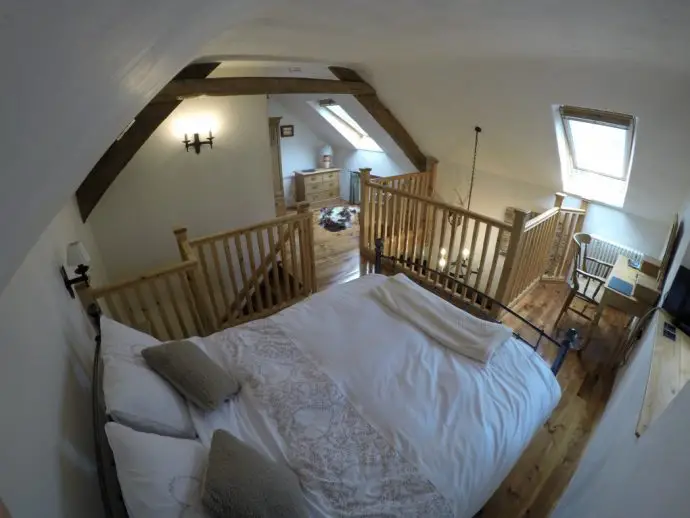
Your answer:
[310,100,383,152]
[555,105,637,207]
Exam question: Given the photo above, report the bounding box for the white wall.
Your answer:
[90,96,275,281]
[268,98,327,206]
[552,194,690,518]
[0,198,107,518]
[0,0,265,297]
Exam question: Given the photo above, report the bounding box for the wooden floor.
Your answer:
[308,204,627,517]
[310,203,362,291]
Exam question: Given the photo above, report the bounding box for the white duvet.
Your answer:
[192,274,561,517]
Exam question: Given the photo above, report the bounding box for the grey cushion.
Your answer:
[202,429,308,518]
[141,341,240,411]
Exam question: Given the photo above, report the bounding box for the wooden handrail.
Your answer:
[370,170,429,182]
[559,207,587,215]
[525,207,559,230]
[365,180,512,231]
[186,206,311,246]
[90,260,198,297]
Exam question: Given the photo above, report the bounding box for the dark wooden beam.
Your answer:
[153,77,375,103]
[329,67,427,172]
[76,63,219,221]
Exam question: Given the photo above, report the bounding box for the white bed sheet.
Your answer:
[271,274,561,517]
[191,274,560,517]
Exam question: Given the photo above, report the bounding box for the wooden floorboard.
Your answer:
[306,204,625,517]
[308,203,362,291]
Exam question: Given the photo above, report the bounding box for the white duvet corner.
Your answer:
[370,273,513,363]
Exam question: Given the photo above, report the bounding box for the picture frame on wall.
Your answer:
[280,125,295,138]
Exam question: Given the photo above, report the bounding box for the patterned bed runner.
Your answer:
[206,320,453,517]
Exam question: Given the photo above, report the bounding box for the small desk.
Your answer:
[589,256,657,345]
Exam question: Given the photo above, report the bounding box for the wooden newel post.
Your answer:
[296,202,316,292]
[374,238,384,274]
[577,199,590,233]
[173,226,216,333]
[359,168,372,253]
[554,192,566,209]
[426,157,439,198]
[493,208,530,314]
[173,227,190,260]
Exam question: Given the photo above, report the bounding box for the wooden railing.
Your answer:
[369,168,435,198]
[543,196,589,282]
[89,260,212,341]
[503,207,561,306]
[360,170,516,312]
[175,204,316,329]
[361,174,590,311]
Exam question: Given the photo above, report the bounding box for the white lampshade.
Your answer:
[320,144,333,156]
[462,248,470,260]
[66,241,90,267]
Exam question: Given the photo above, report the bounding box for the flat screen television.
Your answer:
[663,265,690,335]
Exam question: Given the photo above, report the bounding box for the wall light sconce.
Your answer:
[183,130,214,154]
[61,241,91,298]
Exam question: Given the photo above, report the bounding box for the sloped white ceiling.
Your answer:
[202,3,690,224]
[4,0,690,291]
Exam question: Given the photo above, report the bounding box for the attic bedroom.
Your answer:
[4,3,690,518]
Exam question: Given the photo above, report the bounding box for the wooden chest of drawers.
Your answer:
[294,168,341,207]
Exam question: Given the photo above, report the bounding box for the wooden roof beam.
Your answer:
[76,63,219,221]
[329,66,427,172]
[153,77,375,103]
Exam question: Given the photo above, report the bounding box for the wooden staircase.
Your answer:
[237,262,302,319]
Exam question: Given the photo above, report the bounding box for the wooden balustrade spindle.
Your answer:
[381,192,390,256]
[222,238,241,307]
[233,234,253,314]
[178,272,203,334]
[288,221,299,295]
[103,293,123,324]
[149,280,174,340]
[485,229,504,300]
[121,290,137,328]
[210,240,232,317]
[197,245,221,322]
[475,224,492,292]
[446,213,459,278]
[164,274,189,337]
[465,221,480,299]
[426,206,439,282]
[266,227,283,304]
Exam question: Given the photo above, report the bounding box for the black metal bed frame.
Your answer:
[89,304,129,518]
[373,239,577,375]
[89,242,576,518]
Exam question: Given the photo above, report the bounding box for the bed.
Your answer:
[91,265,576,518]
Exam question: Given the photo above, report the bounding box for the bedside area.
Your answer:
[294,168,342,208]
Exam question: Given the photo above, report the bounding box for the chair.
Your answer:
[555,233,615,330]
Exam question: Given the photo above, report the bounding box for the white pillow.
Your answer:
[100,316,196,438]
[105,422,209,518]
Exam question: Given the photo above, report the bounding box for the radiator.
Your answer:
[587,235,644,277]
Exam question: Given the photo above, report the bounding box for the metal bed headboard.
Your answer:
[88,304,130,518]
[373,239,577,375]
